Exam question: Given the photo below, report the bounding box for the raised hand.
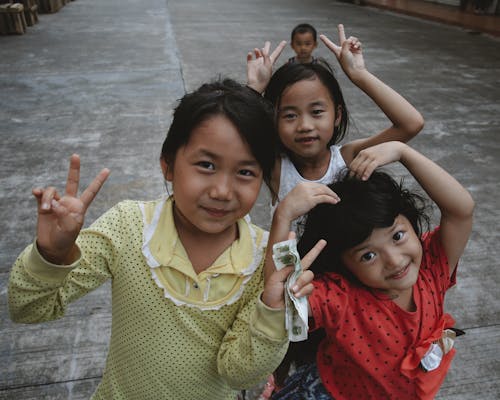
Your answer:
[33,154,110,264]
[275,182,340,224]
[262,231,326,309]
[349,141,405,181]
[246,40,287,94]
[320,24,365,78]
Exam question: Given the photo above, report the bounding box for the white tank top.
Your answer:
[270,145,346,237]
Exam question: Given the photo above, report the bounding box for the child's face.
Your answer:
[163,115,263,235]
[277,77,340,161]
[340,215,423,299]
[291,32,317,63]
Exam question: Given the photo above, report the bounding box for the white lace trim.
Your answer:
[140,200,268,311]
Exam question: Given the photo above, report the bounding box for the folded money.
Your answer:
[272,239,308,342]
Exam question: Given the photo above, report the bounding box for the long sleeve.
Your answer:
[8,203,127,323]
[217,265,289,389]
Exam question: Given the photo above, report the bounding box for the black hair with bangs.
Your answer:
[298,169,430,278]
[161,78,276,193]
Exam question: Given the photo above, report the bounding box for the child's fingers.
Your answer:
[319,34,341,57]
[246,52,253,62]
[291,270,314,294]
[270,40,287,64]
[338,24,346,43]
[39,187,59,212]
[80,168,110,211]
[65,154,81,197]
[262,41,271,55]
[293,282,314,298]
[301,239,327,271]
[347,36,361,50]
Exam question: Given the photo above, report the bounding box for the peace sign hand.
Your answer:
[246,40,287,94]
[262,231,326,309]
[33,154,110,264]
[320,24,366,79]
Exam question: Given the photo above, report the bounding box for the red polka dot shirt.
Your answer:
[309,227,458,399]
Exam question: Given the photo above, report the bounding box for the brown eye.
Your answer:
[393,231,405,241]
[361,252,375,262]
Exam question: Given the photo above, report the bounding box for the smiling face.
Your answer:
[277,77,341,162]
[162,114,263,237]
[291,31,317,63]
[340,215,423,299]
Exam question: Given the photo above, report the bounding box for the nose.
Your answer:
[383,248,403,270]
[297,115,313,132]
[209,174,233,201]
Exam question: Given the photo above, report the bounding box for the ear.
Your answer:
[334,105,343,127]
[160,157,173,182]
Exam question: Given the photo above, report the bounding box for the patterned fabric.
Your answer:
[8,198,288,400]
[308,227,458,399]
[271,363,333,400]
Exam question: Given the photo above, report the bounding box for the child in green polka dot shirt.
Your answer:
[8,79,326,400]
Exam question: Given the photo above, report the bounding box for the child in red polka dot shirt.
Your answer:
[267,141,474,399]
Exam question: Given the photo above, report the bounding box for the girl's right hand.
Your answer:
[274,182,340,224]
[33,154,110,264]
[320,24,366,80]
[246,40,287,94]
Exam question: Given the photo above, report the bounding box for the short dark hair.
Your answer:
[264,62,349,148]
[291,23,317,42]
[298,170,430,277]
[161,78,276,191]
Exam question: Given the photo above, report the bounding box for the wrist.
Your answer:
[347,68,371,85]
[246,83,264,96]
[261,289,284,310]
[36,241,79,265]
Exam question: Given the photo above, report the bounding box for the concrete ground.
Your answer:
[0,0,499,399]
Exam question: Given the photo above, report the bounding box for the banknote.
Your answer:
[272,239,308,342]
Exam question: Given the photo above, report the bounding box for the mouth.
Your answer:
[387,264,410,280]
[202,206,231,218]
[295,136,319,144]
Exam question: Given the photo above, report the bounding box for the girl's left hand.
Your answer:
[320,24,365,78]
[246,40,287,94]
[274,182,340,224]
[349,141,405,180]
[262,232,327,309]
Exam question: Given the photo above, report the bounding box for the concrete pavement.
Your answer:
[1,0,499,398]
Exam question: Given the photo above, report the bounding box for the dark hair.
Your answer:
[298,169,430,278]
[275,169,430,385]
[161,78,276,192]
[263,62,349,148]
[291,23,317,42]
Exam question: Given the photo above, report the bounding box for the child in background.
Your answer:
[270,141,474,399]
[287,23,319,64]
[8,79,323,400]
[247,24,424,236]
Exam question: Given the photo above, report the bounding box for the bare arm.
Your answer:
[350,142,474,273]
[321,25,424,164]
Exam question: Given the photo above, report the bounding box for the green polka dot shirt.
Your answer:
[9,197,288,399]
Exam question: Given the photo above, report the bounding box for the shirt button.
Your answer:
[193,282,199,289]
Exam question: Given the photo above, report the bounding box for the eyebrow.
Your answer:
[196,149,259,167]
[350,221,401,254]
[279,101,327,112]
